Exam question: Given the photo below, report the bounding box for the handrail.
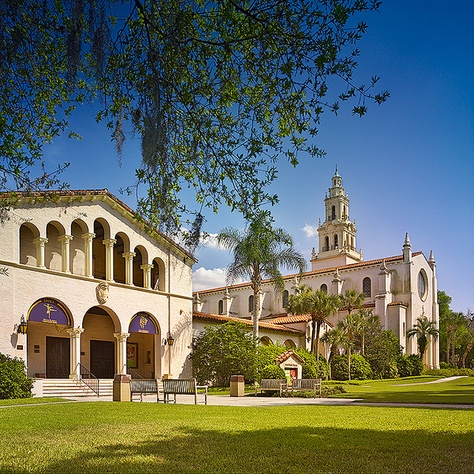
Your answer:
[126,366,144,379]
[76,363,100,396]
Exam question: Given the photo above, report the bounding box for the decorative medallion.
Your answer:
[96,282,109,304]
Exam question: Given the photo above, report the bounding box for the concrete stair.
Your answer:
[41,378,113,398]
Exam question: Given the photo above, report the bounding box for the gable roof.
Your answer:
[1,189,197,263]
[193,311,304,336]
[275,350,304,364]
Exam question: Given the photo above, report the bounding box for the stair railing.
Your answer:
[126,366,144,379]
[76,363,100,396]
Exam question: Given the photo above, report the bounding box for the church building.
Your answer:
[194,170,440,368]
[0,189,196,392]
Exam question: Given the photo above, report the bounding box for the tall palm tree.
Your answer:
[407,314,439,362]
[445,311,466,365]
[287,286,340,358]
[354,308,379,355]
[339,289,365,315]
[217,211,306,340]
[337,313,362,380]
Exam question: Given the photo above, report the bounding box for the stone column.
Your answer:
[332,268,343,295]
[67,327,84,379]
[33,237,48,269]
[103,238,117,281]
[81,232,96,277]
[59,235,73,273]
[140,263,153,289]
[114,332,130,375]
[122,252,136,285]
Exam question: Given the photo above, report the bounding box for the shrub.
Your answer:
[330,354,372,380]
[259,364,286,381]
[331,355,348,380]
[294,348,330,379]
[256,344,287,373]
[397,354,424,377]
[0,353,33,399]
[364,330,400,379]
[424,368,474,377]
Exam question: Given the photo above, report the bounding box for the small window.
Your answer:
[218,299,224,315]
[334,234,339,249]
[320,284,328,293]
[282,290,289,308]
[248,294,254,313]
[363,277,371,298]
[418,270,427,301]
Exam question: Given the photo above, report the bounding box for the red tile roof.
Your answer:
[193,311,304,335]
[275,350,304,364]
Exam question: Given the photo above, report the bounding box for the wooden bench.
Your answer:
[162,378,208,405]
[290,378,322,398]
[130,379,160,402]
[256,379,288,397]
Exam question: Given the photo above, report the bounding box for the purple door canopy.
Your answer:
[129,313,157,334]
[28,298,71,325]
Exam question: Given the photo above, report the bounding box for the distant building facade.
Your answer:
[0,190,196,381]
[194,170,440,368]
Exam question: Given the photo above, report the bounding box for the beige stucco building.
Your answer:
[194,170,440,368]
[0,190,196,385]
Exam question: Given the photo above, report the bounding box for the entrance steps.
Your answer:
[41,378,114,398]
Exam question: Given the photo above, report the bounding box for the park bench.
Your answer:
[256,378,288,397]
[162,378,208,405]
[130,379,160,402]
[290,378,322,398]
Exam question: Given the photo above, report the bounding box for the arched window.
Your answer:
[248,294,254,313]
[334,234,339,249]
[320,284,328,293]
[331,205,336,220]
[325,236,329,252]
[363,277,371,298]
[282,290,289,309]
[218,299,224,315]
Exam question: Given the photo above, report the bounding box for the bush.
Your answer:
[397,354,424,377]
[294,348,330,379]
[259,364,286,381]
[424,368,474,377]
[330,354,373,380]
[256,344,287,373]
[364,330,400,379]
[0,353,33,399]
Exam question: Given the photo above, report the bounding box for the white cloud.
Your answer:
[199,232,219,249]
[192,267,227,292]
[301,224,318,238]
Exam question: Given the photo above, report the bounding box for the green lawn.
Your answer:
[328,376,474,404]
[1,400,473,473]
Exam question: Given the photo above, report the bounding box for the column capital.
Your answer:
[102,238,117,247]
[81,232,96,241]
[67,327,84,338]
[140,263,154,271]
[122,251,136,260]
[58,234,74,243]
[114,332,130,342]
[33,237,48,246]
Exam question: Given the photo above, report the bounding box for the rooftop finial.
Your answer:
[335,164,339,176]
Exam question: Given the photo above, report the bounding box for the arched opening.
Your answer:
[284,339,296,349]
[114,233,128,284]
[152,257,166,291]
[46,221,65,271]
[92,220,107,280]
[133,246,146,287]
[81,306,119,379]
[282,289,289,309]
[260,336,272,346]
[26,298,73,378]
[71,219,87,275]
[19,223,40,266]
[127,312,161,379]
[248,294,254,314]
[331,205,336,220]
[218,299,224,315]
[334,234,339,249]
[320,284,328,293]
[363,277,371,298]
[324,236,329,252]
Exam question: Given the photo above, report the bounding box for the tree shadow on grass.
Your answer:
[2,423,473,473]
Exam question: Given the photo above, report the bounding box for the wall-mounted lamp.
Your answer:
[164,332,175,346]
[17,315,28,335]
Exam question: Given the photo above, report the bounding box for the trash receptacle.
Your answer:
[230,375,245,397]
[113,374,131,402]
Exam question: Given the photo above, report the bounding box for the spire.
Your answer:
[403,232,412,263]
[334,164,340,176]
[429,250,436,269]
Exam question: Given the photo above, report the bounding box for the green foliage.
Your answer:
[330,354,372,380]
[364,330,400,378]
[259,365,286,381]
[1,0,388,240]
[407,315,439,360]
[396,354,424,377]
[0,353,33,399]
[256,344,287,372]
[294,347,330,379]
[190,322,257,386]
[424,368,474,377]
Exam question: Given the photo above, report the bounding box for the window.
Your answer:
[418,270,427,301]
[334,234,339,249]
[282,290,289,308]
[218,299,224,315]
[248,294,254,313]
[320,284,328,293]
[363,277,371,298]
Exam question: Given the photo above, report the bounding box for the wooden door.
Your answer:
[90,340,115,378]
[46,337,70,378]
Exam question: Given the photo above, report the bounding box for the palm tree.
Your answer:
[287,286,340,358]
[445,311,466,365]
[407,314,439,362]
[339,289,365,315]
[217,211,306,340]
[354,308,379,355]
[337,313,362,380]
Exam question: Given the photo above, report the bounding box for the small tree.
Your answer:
[0,353,33,399]
[407,314,439,363]
[190,322,257,386]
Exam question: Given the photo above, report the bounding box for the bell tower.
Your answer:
[310,167,363,271]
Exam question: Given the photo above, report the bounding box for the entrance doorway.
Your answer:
[46,337,70,378]
[90,340,115,378]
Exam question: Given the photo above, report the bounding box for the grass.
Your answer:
[327,376,474,404]
[0,401,473,472]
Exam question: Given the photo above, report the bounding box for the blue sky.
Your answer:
[43,1,473,314]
